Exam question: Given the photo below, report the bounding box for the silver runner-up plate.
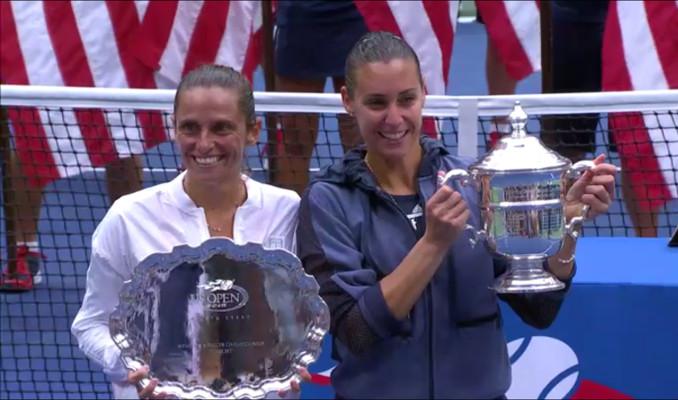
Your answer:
[109,238,330,399]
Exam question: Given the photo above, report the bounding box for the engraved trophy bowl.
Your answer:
[440,102,592,293]
[109,238,330,399]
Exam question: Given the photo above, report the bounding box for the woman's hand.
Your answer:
[127,365,312,399]
[422,185,471,251]
[277,367,312,398]
[128,366,166,399]
[565,154,617,221]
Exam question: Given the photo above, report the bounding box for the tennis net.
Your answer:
[1,85,676,398]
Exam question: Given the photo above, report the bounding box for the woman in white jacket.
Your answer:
[72,64,307,399]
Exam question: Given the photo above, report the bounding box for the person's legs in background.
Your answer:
[105,155,143,203]
[543,2,601,165]
[268,2,367,195]
[1,154,143,291]
[0,152,44,291]
[270,75,362,195]
[474,5,518,149]
[620,167,658,237]
[546,1,657,237]
[272,76,326,195]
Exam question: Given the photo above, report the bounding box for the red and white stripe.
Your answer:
[1,1,165,186]
[354,0,541,136]
[242,0,264,84]
[475,0,541,81]
[309,367,334,386]
[1,0,261,187]
[603,0,678,211]
[133,0,260,88]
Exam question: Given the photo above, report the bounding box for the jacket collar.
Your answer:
[166,171,263,215]
[314,135,449,191]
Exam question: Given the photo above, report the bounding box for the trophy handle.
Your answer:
[564,160,595,240]
[564,204,590,240]
[566,160,596,179]
[439,169,487,248]
[440,168,473,187]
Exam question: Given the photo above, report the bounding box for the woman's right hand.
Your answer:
[422,185,470,251]
[128,366,167,399]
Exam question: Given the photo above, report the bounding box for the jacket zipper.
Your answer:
[418,184,435,400]
[375,187,418,318]
[376,184,435,398]
[416,177,436,399]
[427,286,434,398]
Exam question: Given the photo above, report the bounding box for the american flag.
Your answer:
[475,0,541,81]
[8,0,641,193]
[355,0,541,92]
[602,0,678,211]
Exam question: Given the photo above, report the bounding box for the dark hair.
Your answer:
[345,31,424,97]
[174,64,256,127]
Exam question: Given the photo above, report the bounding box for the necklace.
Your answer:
[182,177,247,234]
[364,157,402,205]
[364,156,415,195]
[364,157,421,229]
[207,223,226,233]
[206,192,245,234]
[207,211,236,234]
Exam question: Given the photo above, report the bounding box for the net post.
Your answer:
[261,0,279,184]
[261,0,275,92]
[539,1,556,151]
[540,1,553,94]
[0,107,17,273]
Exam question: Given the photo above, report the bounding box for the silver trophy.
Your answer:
[109,238,330,399]
[441,102,592,293]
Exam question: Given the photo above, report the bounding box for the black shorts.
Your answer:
[274,18,368,80]
[547,1,613,155]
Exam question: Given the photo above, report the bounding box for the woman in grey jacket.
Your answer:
[296,31,617,399]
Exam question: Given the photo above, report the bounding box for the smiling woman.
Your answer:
[340,32,426,196]
[342,58,424,175]
[172,66,260,234]
[70,64,307,399]
[296,31,618,399]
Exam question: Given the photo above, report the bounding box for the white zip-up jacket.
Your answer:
[71,172,299,398]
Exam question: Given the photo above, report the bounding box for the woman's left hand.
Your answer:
[565,154,618,221]
[276,367,312,398]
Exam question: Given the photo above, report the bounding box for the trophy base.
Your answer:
[492,257,566,294]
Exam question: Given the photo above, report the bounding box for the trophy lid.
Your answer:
[471,101,571,173]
